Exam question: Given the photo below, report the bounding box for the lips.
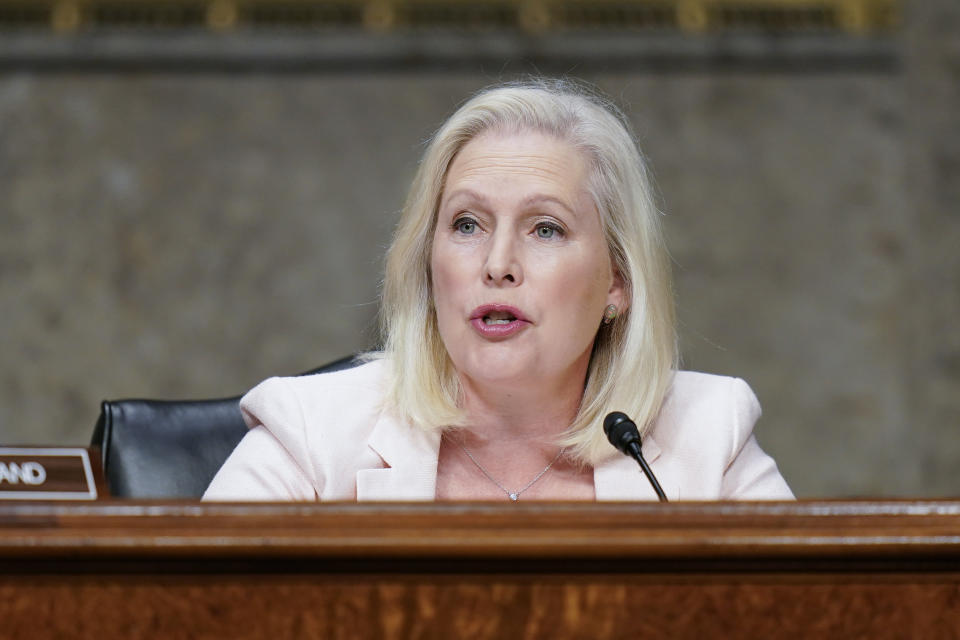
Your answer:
[469,304,531,339]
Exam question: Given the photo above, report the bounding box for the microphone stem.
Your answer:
[627,442,668,502]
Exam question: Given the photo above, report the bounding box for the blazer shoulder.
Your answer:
[235,359,391,496]
[238,360,388,448]
[654,371,761,465]
[242,356,387,410]
[286,357,388,395]
[667,370,759,412]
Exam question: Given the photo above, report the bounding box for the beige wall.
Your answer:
[1,2,957,497]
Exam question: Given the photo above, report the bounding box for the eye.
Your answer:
[453,217,478,235]
[534,222,564,240]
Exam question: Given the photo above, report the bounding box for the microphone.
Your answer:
[603,411,668,502]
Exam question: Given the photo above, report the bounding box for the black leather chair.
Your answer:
[90,356,363,498]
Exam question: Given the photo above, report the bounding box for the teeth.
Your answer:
[484,318,512,325]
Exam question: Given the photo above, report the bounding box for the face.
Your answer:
[430,129,626,393]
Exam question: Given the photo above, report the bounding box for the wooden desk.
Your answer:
[2,501,959,638]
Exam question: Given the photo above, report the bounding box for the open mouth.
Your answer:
[483,310,517,325]
[469,305,528,337]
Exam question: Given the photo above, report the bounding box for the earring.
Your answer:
[602,304,618,325]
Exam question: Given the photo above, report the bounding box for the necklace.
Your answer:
[452,437,565,501]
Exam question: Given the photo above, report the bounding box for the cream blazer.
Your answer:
[203,360,793,501]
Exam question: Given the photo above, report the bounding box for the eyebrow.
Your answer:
[441,188,493,210]
[519,193,576,217]
[442,189,576,217]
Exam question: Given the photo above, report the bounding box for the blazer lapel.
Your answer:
[356,410,441,501]
[356,412,677,502]
[593,435,678,501]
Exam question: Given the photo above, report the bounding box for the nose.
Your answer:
[484,228,522,286]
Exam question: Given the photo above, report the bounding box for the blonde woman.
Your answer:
[204,79,792,502]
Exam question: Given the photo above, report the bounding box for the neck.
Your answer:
[456,365,587,445]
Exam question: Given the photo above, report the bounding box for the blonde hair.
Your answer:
[378,78,677,465]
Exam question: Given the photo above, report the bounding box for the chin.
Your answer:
[455,348,542,387]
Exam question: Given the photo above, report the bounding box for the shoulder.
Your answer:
[648,371,794,500]
[233,359,393,498]
[247,357,388,398]
[241,359,388,423]
[651,370,761,464]
[239,359,389,452]
[203,360,390,501]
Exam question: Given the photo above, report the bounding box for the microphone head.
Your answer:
[603,411,641,455]
[603,411,630,436]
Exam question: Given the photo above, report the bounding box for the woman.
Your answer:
[203,78,793,502]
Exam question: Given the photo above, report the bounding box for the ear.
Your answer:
[606,268,628,313]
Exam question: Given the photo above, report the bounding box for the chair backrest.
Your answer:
[90,356,363,498]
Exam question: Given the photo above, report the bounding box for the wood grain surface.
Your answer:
[1,500,959,639]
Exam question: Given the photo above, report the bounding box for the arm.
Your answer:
[721,432,794,499]
[720,378,795,500]
[202,425,318,501]
[202,377,320,501]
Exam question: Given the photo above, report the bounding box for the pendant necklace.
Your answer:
[453,436,565,501]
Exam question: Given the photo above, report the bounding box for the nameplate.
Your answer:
[0,447,98,500]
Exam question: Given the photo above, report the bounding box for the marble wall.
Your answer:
[1,1,956,497]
